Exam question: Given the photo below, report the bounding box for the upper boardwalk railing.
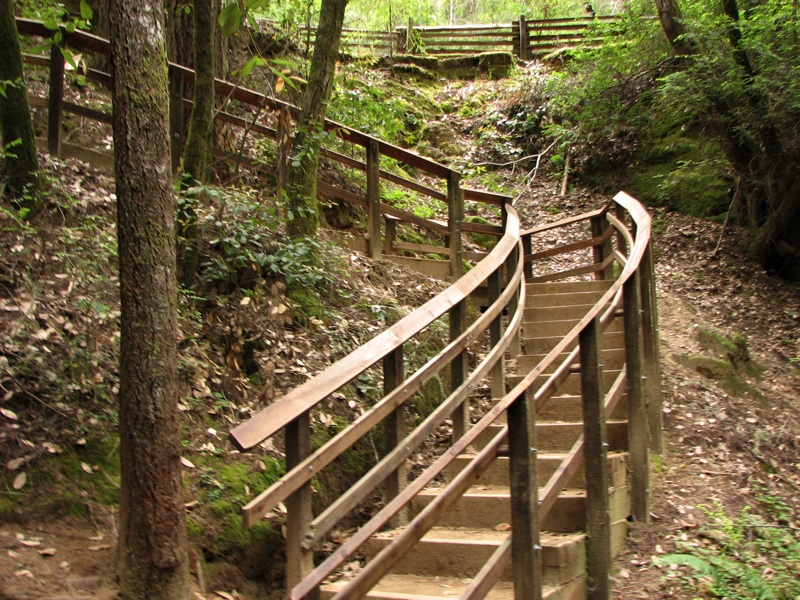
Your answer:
[297,15,619,59]
[17,18,661,599]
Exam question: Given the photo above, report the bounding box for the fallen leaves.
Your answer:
[12,472,27,490]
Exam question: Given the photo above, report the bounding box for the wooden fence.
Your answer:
[297,15,619,58]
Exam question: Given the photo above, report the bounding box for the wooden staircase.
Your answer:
[320,280,632,599]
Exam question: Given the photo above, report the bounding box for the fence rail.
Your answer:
[296,15,619,58]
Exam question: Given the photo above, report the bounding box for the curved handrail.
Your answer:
[14,18,660,597]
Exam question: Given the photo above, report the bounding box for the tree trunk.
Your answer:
[285,0,349,239]
[653,0,697,56]
[0,0,39,204]
[178,0,216,285]
[110,1,191,598]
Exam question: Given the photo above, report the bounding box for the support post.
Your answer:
[285,412,315,592]
[591,212,614,280]
[487,267,505,399]
[450,299,468,444]
[383,346,407,525]
[367,138,382,259]
[405,18,414,54]
[447,170,463,281]
[580,318,611,600]
[168,64,185,173]
[522,232,533,281]
[384,216,397,255]
[640,239,663,454]
[508,389,541,600]
[47,43,64,158]
[518,15,529,60]
[623,269,649,522]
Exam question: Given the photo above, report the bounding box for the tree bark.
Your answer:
[285,0,349,239]
[0,0,39,204]
[653,0,697,56]
[178,0,217,285]
[110,1,191,598]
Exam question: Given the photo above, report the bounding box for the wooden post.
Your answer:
[47,43,64,158]
[447,170,463,281]
[285,412,315,592]
[384,216,397,255]
[623,269,649,523]
[487,268,505,399]
[508,389,542,600]
[591,213,614,280]
[168,64,185,173]
[522,232,533,281]
[405,18,414,54]
[450,299,468,444]
[518,16,529,60]
[383,346,407,525]
[640,240,663,454]
[580,318,611,600]
[367,138,382,259]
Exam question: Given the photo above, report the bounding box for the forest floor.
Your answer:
[1,70,800,600]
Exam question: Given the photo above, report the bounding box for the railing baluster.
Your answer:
[487,267,505,399]
[450,298,468,443]
[383,346,407,526]
[580,317,611,600]
[640,239,664,454]
[285,412,315,592]
[623,266,649,522]
[508,388,541,600]
[367,138,381,259]
[447,171,463,280]
[591,212,614,280]
[47,42,64,158]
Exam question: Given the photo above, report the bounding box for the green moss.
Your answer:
[288,286,327,323]
[186,515,204,539]
[465,216,497,251]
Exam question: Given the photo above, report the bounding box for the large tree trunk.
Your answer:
[178,0,216,285]
[0,0,39,205]
[285,0,349,239]
[110,1,191,598]
[653,0,697,56]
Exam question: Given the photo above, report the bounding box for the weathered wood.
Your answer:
[591,212,615,280]
[461,537,512,599]
[580,318,611,600]
[508,389,542,600]
[518,15,529,59]
[488,269,505,399]
[285,413,314,591]
[640,239,664,454]
[47,43,64,157]
[623,268,649,523]
[366,138,381,259]
[450,298,469,443]
[448,170,464,280]
[383,346,406,526]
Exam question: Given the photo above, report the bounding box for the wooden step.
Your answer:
[364,527,586,587]
[526,280,613,295]
[522,331,624,356]
[524,303,608,323]
[516,346,626,374]
[522,317,623,339]
[411,485,631,534]
[537,394,628,422]
[525,289,610,309]
[508,369,622,396]
[445,451,629,489]
[472,420,628,453]
[321,573,587,600]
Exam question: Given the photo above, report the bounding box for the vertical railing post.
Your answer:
[47,42,65,158]
[285,412,315,593]
[518,16,529,60]
[591,212,614,280]
[487,266,505,399]
[383,346,407,525]
[580,317,611,600]
[366,138,382,259]
[168,64,185,173]
[405,18,414,53]
[447,170,463,281]
[384,216,397,255]
[508,389,541,600]
[449,298,468,443]
[623,268,649,523]
[640,239,663,454]
[522,231,533,281]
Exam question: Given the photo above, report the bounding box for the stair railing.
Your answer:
[15,19,662,598]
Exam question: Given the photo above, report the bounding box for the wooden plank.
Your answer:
[285,413,314,591]
[367,138,381,259]
[62,101,111,124]
[580,318,611,600]
[47,44,64,157]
